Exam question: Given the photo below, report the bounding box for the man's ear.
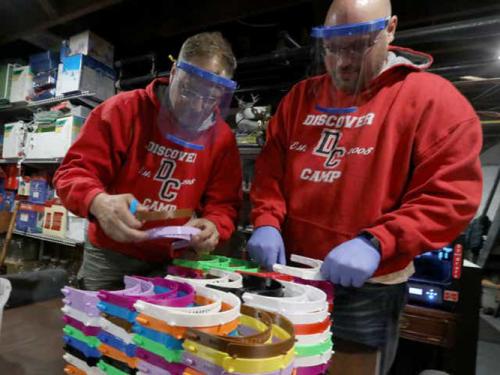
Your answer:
[387,15,398,44]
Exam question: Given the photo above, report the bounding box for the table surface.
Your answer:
[0,299,64,375]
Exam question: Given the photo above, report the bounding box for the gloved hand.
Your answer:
[320,236,381,288]
[247,226,286,270]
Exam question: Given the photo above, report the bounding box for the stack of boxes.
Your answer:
[29,51,59,101]
[0,63,18,104]
[0,30,115,105]
[26,114,85,159]
[8,65,33,103]
[1,113,87,241]
[15,175,53,234]
[56,30,116,101]
[0,174,16,233]
[2,120,25,159]
[0,29,115,276]
[0,169,86,241]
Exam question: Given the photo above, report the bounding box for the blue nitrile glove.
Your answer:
[320,236,381,288]
[247,226,286,270]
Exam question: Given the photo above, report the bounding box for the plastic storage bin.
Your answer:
[0,278,12,336]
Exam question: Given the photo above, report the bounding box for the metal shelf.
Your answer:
[0,158,63,165]
[0,91,101,117]
[0,158,20,164]
[0,101,30,116]
[13,229,82,247]
[27,91,102,109]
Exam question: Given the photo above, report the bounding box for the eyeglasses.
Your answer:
[177,79,222,108]
[323,30,385,56]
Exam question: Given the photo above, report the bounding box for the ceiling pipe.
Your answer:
[396,15,500,45]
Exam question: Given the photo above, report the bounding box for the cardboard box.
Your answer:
[66,212,86,243]
[9,65,32,103]
[43,204,68,238]
[0,190,16,212]
[2,165,20,190]
[29,51,59,74]
[32,88,56,101]
[17,176,31,197]
[26,115,84,159]
[49,101,91,119]
[16,202,45,233]
[0,64,18,104]
[28,178,50,204]
[70,105,91,118]
[69,30,114,67]
[32,69,57,92]
[2,121,24,159]
[55,55,115,101]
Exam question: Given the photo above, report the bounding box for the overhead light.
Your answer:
[460,75,486,81]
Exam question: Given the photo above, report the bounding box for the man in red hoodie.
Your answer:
[54,32,242,291]
[248,0,482,373]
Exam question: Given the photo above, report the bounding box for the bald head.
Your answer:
[320,0,398,93]
[325,0,392,26]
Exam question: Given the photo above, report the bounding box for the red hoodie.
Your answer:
[251,47,482,278]
[54,78,242,262]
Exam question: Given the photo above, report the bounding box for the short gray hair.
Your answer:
[178,32,237,77]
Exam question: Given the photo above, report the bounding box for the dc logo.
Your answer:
[313,129,346,169]
[155,159,181,202]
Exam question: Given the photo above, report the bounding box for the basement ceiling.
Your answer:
[0,0,499,111]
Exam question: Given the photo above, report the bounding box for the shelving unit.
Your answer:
[0,91,101,249]
[0,91,101,118]
[13,229,82,247]
[0,158,63,165]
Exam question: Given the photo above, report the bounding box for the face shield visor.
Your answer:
[159,60,237,150]
[310,17,389,115]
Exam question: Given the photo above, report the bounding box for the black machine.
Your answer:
[407,236,465,311]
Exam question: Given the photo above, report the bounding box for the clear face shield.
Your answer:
[158,60,237,150]
[310,17,389,114]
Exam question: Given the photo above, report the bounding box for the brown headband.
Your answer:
[136,208,193,222]
[184,305,295,359]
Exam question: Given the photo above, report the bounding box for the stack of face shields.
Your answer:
[61,276,190,375]
[95,276,157,374]
[173,255,260,273]
[170,260,332,374]
[61,277,153,375]
[61,254,334,374]
[242,276,333,373]
[100,276,201,375]
[273,254,335,313]
[166,266,244,289]
[133,281,242,375]
[182,304,296,375]
[61,286,102,375]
